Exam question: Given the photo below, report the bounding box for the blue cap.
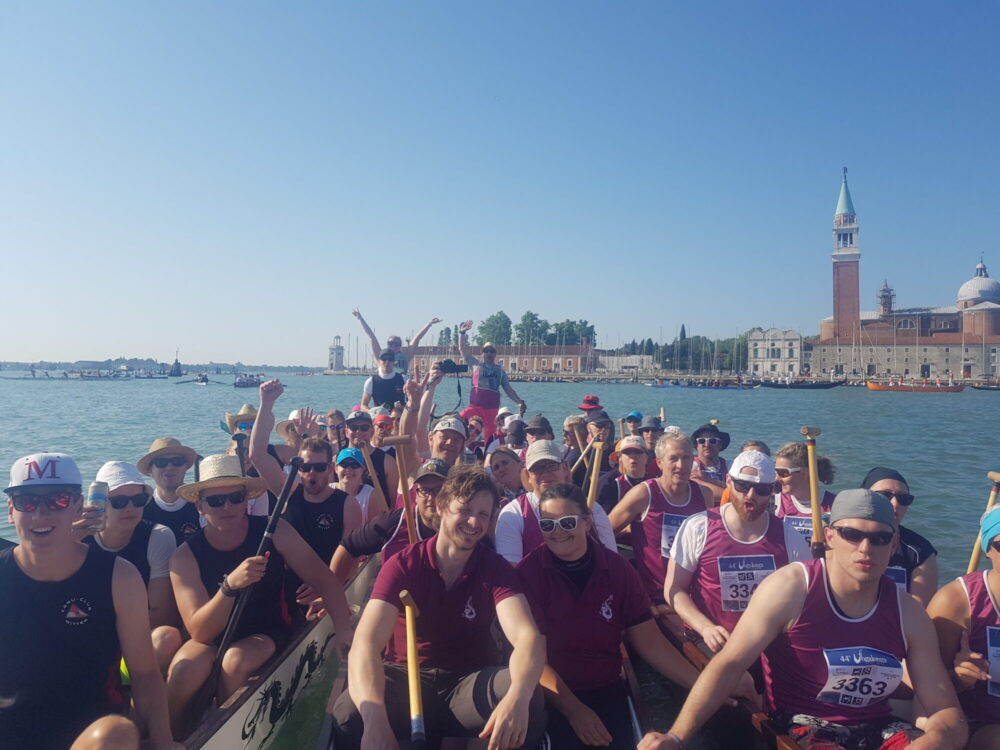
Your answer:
[626,411,643,420]
[336,447,364,466]
[981,507,1000,554]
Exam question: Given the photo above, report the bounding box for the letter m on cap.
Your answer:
[25,459,60,481]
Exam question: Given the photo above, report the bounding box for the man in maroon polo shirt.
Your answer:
[332,465,546,750]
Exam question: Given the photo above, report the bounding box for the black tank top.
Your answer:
[185,516,289,643]
[86,520,155,584]
[371,372,405,408]
[0,545,123,750]
[284,486,347,565]
[143,497,200,545]
[363,448,391,500]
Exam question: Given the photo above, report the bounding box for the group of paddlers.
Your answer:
[3,328,1000,750]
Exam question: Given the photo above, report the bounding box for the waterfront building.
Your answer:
[747,329,805,377]
[409,345,598,376]
[328,336,345,371]
[814,171,1000,379]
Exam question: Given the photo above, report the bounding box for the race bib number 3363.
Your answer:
[817,647,903,709]
[717,555,776,612]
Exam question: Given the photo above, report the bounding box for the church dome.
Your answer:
[957,260,1000,304]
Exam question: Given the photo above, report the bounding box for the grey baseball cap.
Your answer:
[639,415,663,432]
[828,489,897,532]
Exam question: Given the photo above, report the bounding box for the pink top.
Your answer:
[689,508,790,632]
[775,490,835,548]
[514,493,545,558]
[958,571,1000,722]
[762,558,906,725]
[631,479,705,602]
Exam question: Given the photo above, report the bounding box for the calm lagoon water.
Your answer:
[0,372,994,581]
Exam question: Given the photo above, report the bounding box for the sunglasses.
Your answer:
[873,489,915,507]
[347,423,371,432]
[830,525,895,547]
[10,491,77,513]
[201,490,247,508]
[236,422,254,431]
[152,456,188,469]
[774,467,802,478]
[109,491,150,509]
[991,540,1000,554]
[731,479,775,495]
[483,349,497,354]
[338,460,362,470]
[298,461,331,473]
[539,514,584,534]
[696,437,721,446]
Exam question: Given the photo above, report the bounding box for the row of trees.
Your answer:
[436,312,596,348]
[613,327,753,374]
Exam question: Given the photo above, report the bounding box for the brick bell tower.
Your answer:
[831,167,861,341]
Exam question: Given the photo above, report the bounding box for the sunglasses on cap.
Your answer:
[731,478,775,496]
[774,467,802,478]
[298,461,330,473]
[830,525,895,547]
[539,514,584,534]
[201,490,247,508]
[152,456,188,469]
[109,491,151,509]
[696,437,721,446]
[10,490,77,513]
[873,489,915,507]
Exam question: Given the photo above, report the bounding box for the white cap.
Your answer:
[525,440,565,471]
[5,453,82,493]
[432,416,467,439]
[728,450,776,484]
[95,461,150,492]
[504,414,525,430]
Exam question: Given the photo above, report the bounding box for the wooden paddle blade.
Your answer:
[988,471,1000,484]
[400,589,420,616]
[799,426,822,438]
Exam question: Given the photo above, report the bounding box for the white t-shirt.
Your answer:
[363,370,409,396]
[669,509,810,571]
[154,488,207,528]
[494,491,618,564]
[93,524,177,580]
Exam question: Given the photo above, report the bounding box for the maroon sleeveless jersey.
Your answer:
[762,558,906,725]
[958,571,1000,722]
[630,479,704,602]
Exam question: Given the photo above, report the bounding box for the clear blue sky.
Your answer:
[2,2,997,365]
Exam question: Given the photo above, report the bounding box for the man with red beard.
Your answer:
[664,451,808,654]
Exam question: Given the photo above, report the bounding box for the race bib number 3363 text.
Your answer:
[817,647,903,709]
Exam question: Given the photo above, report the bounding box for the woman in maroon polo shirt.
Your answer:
[518,483,715,749]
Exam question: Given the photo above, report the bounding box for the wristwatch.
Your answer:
[220,574,239,597]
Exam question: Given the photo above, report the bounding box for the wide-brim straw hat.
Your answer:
[137,437,198,476]
[274,409,301,442]
[225,404,258,434]
[176,454,267,503]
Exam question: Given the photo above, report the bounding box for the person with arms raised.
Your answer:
[0,453,178,750]
[457,320,526,430]
[331,464,547,750]
[352,309,441,374]
[361,350,408,412]
[640,490,966,750]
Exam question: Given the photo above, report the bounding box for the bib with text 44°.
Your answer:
[817,647,903,709]
[986,626,1000,698]
[718,555,777,612]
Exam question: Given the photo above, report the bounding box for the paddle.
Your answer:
[357,442,389,516]
[185,456,302,728]
[618,417,627,441]
[571,440,595,475]
[571,422,591,471]
[231,432,248,477]
[399,589,426,750]
[967,471,1000,574]
[799,426,824,559]
[586,442,605,510]
[381,435,416,543]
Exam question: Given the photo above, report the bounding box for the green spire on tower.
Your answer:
[835,166,856,217]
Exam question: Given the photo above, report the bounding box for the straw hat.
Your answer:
[137,437,198,476]
[274,409,302,442]
[176,454,267,503]
[225,404,258,434]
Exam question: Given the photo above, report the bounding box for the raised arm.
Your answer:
[416,364,443,458]
[399,368,429,474]
[249,379,290,496]
[353,308,382,361]
[458,320,478,366]
[406,317,441,354]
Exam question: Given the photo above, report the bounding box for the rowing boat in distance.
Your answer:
[184,555,380,750]
[865,380,964,393]
[971,383,1000,391]
[645,380,757,390]
[758,380,844,390]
